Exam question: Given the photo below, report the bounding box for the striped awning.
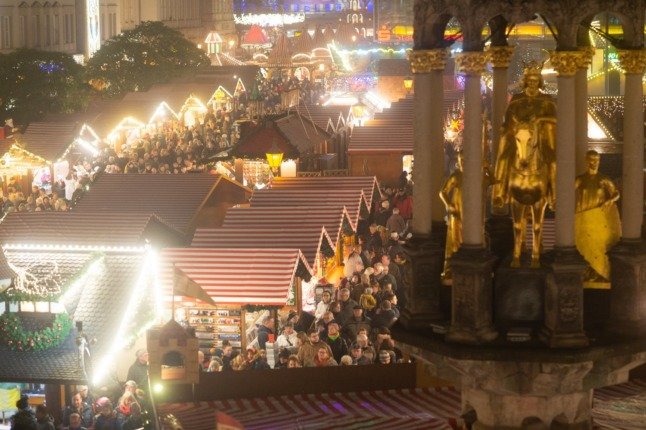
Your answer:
[269,176,381,212]
[191,226,335,268]
[158,387,460,430]
[250,188,369,228]
[160,248,312,306]
[223,205,355,247]
[348,124,414,154]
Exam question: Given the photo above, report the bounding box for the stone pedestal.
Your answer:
[485,215,514,263]
[540,247,589,348]
[456,360,593,430]
[495,257,547,329]
[446,246,498,344]
[400,234,445,328]
[608,240,646,337]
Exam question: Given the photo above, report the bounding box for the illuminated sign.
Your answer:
[233,13,305,27]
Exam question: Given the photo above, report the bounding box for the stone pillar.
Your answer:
[487,46,514,165]
[608,49,646,336]
[446,52,497,344]
[618,49,646,241]
[400,49,449,328]
[409,49,448,237]
[486,46,515,258]
[455,51,487,247]
[541,52,588,348]
[575,48,593,175]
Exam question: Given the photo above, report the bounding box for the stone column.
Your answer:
[400,49,449,328]
[485,46,515,258]
[488,46,514,164]
[540,51,588,348]
[455,52,487,247]
[446,52,497,345]
[608,49,646,337]
[575,47,593,174]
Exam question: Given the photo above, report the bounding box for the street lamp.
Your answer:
[265,140,284,176]
[403,75,413,95]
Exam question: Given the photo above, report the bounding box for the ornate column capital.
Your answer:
[486,46,515,68]
[455,51,488,75]
[618,49,646,74]
[550,51,587,77]
[576,46,595,69]
[408,49,449,74]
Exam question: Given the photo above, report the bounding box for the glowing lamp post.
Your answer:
[352,101,366,126]
[403,75,413,95]
[266,141,284,176]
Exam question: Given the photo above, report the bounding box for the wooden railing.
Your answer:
[154,363,416,403]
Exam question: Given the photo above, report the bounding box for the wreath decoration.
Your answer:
[0,312,73,351]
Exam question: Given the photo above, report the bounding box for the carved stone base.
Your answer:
[485,214,514,263]
[495,255,547,329]
[540,247,589,348]
[446,246,498,344]
[400,234,445,328]
[608,239,646,337]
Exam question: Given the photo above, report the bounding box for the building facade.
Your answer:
[0,0,234,57]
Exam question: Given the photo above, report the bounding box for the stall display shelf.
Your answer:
[187,306,244,352]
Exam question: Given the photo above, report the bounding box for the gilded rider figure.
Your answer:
[575,150,621,283]
[492,62,557,267]
[493,62,557,209]
[439,152,463,282]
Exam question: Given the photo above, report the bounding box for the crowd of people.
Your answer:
[10,380,151,430]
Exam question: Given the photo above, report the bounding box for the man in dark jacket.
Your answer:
[342,306,372,341]
[371,300,398,330]
[323,321,348,363]
[336,288,358,326]
[61,393,93,429]
[257,316,275,350]
[126,349,149,390]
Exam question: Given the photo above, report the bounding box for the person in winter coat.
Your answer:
[323,321,348,363]
[342,306,372,341]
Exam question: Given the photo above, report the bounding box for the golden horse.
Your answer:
[494,117,555,268]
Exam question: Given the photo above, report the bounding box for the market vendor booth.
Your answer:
[160,248,312,356]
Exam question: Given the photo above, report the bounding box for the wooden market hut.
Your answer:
[159,247,312,355]
[0,211,185,422]
[72,174,251,236]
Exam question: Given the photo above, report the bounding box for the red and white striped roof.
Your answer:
[223,205,355,247]
[269,176,381,211]
[250,188,369,228]
[191,226,335,267]
[160,248,311,306]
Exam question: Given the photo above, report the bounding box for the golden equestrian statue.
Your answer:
[492,61,557,268]
[575,150,621,285]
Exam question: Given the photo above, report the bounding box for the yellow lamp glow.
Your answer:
[352,102,366,123]
[403,76,413,94]
[265,141,284,175]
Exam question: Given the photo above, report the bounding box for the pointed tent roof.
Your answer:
[323,24,335,43]
[334,22,361,46]
[292,29,314,54]
[243,25,269,45]
[312,25,327,49]
[268,32,292,67]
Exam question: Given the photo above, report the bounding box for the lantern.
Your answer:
[403,75,413,94]
[265,140,284,175]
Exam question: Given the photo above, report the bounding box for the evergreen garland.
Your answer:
[0,312,73,351]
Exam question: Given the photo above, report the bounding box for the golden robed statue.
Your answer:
[439,153,463,281]
[492,62,557,268]
[575,150,621,285]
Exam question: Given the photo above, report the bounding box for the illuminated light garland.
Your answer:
[0,311,73,351]
[58,256,105,306]
[233,13,305,27]
[364,91,391,111]
[148,102,179,125]
[3,243,147,253]
[92,249,157,385]
[56,124,102,163]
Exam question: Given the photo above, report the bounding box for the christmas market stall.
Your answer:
[0,211,186,421]
[222,204,356,308]
[160,247,313,356]
[72,174,251,236]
